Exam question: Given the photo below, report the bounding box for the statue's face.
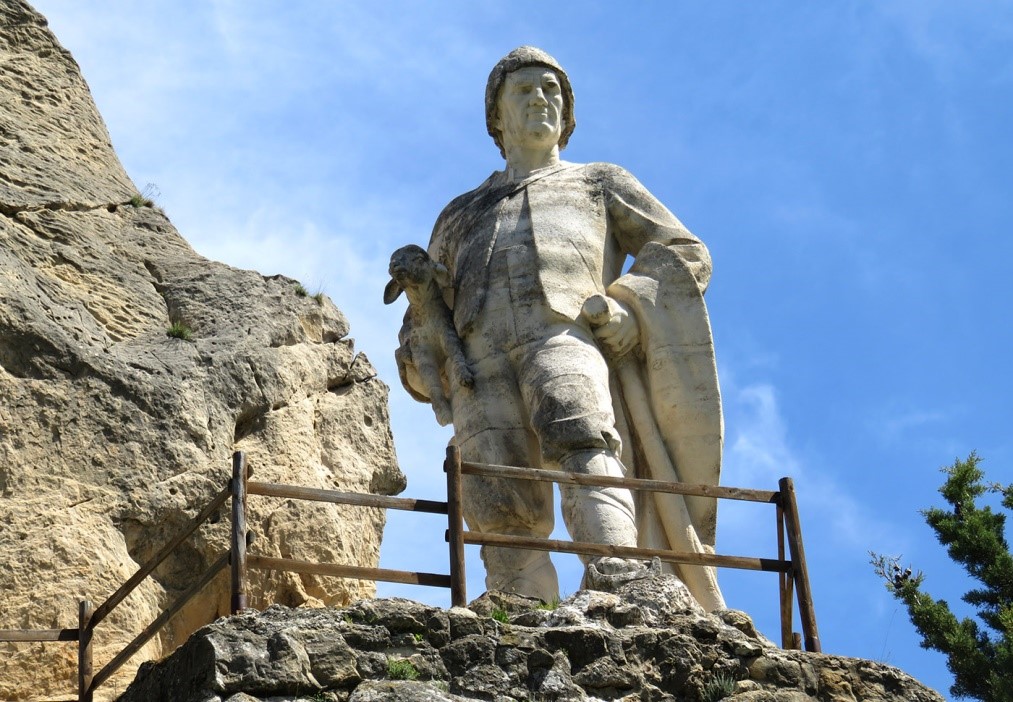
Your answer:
[495,66,564,153]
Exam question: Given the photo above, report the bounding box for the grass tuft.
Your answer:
[700,672,737,702]
[537,596,562,611]
[166,320,193,341]
[387,657,419,680]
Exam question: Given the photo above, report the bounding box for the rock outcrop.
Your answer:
[118,574,944,702]
[0,3,404,700]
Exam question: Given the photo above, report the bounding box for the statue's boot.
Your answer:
[481,537,559,603]
[558,449,652,587]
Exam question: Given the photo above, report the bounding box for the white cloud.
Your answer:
[876,408,948,442]
[874,1,1013,84]
[719,369,893,552]
[724,382,800,486]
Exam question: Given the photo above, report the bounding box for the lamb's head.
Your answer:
[388,244,432,286]
[383,244,450,304]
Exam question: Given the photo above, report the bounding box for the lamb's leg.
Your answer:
[441,334,474,389]
[446,352,474,389]
[415,350,454,426]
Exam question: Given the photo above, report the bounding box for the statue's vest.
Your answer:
[438,164,624,337]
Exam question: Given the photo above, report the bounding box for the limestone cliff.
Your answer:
[117,575,945,702]
[0,2,405,700]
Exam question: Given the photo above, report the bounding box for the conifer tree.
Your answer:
[871,453,1013,701]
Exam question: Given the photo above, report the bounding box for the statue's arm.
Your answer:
[588,165,712,357]
[603,165,712,293]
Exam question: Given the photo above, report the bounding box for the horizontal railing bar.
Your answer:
[0,628,78,642]
[247,481,449,514]
[247,555,452,588]
[462,461,779,503]
[460,531,790,573]
[91,484,231,628]
[89,552,229,694]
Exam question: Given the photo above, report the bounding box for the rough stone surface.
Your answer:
[0,3,405,700]
[118,574,944,702]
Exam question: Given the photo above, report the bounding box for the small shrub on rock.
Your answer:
[701,672,736,702]
[387,658,419,681]
[166,321,193,341]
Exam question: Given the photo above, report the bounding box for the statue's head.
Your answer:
[485,46,575,158]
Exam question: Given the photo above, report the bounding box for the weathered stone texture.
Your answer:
[118,575,945,702]
[0,3,404,700]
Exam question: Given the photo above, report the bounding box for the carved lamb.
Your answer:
[384,244,473,426]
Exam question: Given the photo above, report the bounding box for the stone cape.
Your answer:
[116,574,945,702]
[0,2,404,700]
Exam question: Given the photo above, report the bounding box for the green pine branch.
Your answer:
[870,453,1013,702]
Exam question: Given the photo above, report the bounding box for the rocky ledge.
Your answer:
[1,3,405,698]
[118,574,942,702]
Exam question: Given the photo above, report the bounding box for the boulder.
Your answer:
[118,574,945,702]
[0,3,404,700]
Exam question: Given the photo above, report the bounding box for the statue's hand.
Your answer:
[591,296,639,358]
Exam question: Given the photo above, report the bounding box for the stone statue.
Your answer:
[388,46,725,611]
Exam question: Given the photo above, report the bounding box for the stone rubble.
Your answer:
[118,575,944,702]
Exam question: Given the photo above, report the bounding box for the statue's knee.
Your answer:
[540,425,619,466]
[561,479,635,514]
[464,477,554,536]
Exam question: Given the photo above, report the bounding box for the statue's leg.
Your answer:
[520,330,639,562]
[557,449,638,552]
[452,351,558,602]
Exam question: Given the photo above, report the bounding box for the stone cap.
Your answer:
[485,45,576,158]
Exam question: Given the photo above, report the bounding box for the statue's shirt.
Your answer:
[429,162,710,340]
[479,179,606,349]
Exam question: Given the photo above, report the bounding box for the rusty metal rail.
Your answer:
[1,448,819,701]
[228,450,460,611]
[444,445,821,652]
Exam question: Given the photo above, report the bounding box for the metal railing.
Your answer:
[234,451,461,608]
[0,448,819,701]
[442,445,820,652]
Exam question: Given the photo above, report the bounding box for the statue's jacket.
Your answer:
[403,161,724,595]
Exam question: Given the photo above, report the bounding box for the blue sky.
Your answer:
[32,2,1013,698]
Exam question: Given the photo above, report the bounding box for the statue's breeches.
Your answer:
[453,324,619,471]
[452,324,638,598]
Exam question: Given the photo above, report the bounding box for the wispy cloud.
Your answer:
[719,368,893,553]
[875,408,948,442]
[873,1,1013,85]
[717,366,918,652]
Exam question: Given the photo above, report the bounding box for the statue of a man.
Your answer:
[390,46,725,611]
